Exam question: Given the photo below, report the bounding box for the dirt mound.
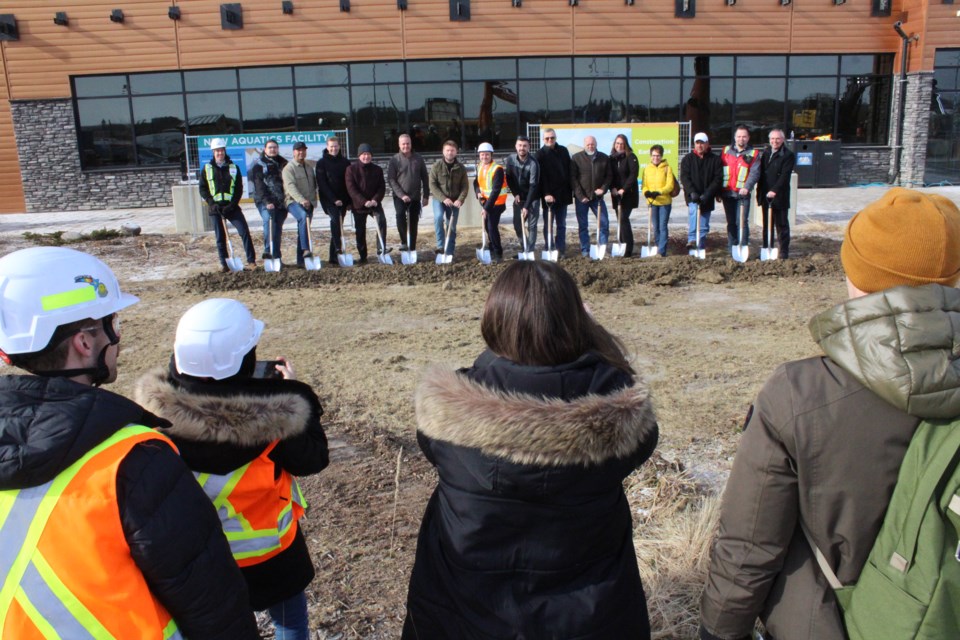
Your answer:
[185,235,843,295]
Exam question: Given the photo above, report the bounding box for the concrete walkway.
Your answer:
[1,186,958,238]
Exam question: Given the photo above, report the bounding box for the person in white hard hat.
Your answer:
[135,298,329,640]
[474,142,507,262]
[198,138,258,272]
[0,247,259,640]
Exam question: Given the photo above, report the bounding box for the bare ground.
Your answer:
[0,224,848,639]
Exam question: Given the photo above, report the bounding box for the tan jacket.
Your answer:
[282,159,317,208]
[700,284,960,640]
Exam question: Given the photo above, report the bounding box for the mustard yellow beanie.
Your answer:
[841,188,960,293]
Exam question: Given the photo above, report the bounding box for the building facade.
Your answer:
[0,0,956,213]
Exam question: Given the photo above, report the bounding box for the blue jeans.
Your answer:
[286,202,314,263]
[542,201,567,253]
[266,591,308,640]
[651,204,672,255]
[687,202,710,249]
[722,196,751,248]
[433,201,459,255]
[256,203,287,258]
[574,198,609,255]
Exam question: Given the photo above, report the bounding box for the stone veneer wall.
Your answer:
[898,71,934,187]
[839,146,893,185]
[11,99,179,213]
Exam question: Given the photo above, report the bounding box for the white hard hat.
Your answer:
[0,247,138,356]
[174,298,263,380]
[209,138,228,150]
[477,142,494,153]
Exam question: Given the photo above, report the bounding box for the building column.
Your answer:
[889,71,934,187]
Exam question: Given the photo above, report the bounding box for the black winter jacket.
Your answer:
[0,375,259,640]
[403,351,659,640]
[315,150,352,214]
[249,152,288,209]
[680,149,723,212]
[198,156,244,215]
[757,146,797,210]
[135,361,329,611]
[610,150,641,211]
[536,143,573,207]
[571,151,613,203]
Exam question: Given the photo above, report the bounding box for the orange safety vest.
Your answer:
[0,425,182,640]
[478,162,507,206]
[721,146,759,192]
[195,440,307,568]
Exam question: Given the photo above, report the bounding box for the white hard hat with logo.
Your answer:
[209,138,228,150]
[174,298,263,380]
[0,247,138,356]
[477,142,494,153]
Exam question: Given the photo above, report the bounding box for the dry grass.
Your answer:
[793,216,845,235]
[629,454,721,640]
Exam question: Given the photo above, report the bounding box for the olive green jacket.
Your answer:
[700,284,960,640]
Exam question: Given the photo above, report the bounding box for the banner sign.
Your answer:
[196,131,340,198]
[545,123,682,189]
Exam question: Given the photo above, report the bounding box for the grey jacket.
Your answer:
[700,284,960,640]
[387,152,430,202]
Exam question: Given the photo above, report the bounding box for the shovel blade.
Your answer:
[401,251,417,265]
[589,244,606,261]
[305,257,322,270]
[226,258,244,272]
[541,250,558,262]
[640,245,658,258]
[689,247,706,260]
[338,254,354,267]
[476,249,491,265]
[760,248,771,261]
[378,254,394,265]
[611,243,628,257]
[264,259,281,272]
[769,248,779,260]
[732,245,750,263]
[521,251,536,261]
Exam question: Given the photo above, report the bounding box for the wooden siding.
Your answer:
[0,49,25,213]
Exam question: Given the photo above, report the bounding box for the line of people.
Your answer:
[200,124,796,270]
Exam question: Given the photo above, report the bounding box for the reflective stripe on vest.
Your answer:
[205,163,238,202]
[195,443,307,567]
[478,163,507,206]
[722,146,758,192]
[0,425,182,640]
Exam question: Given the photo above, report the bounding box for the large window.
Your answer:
[926,49,960,185]
[72,53,894,169]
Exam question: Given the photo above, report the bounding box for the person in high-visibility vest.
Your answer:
[720,125,762,252]
[199,137,258,272]
[0,247,259,640]
[135,298,330,640]
[474,142,508,262]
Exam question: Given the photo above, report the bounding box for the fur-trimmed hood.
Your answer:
[415,365,657,467]
[134,368,314,447]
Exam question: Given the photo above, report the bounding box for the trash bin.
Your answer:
[787,141,842,188]
[788,141,816,187]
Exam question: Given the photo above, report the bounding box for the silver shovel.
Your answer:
[400,203,417,265]
[518,213,535,261]
[337,211,354,267]
[612,205,628,257]
[436,207,454,265]
[732,198,750,263]
[640,203,658,258]
[588,199,606,261]
[476,216,491,264]
[219,216,244,272]
[264,213,281,272]
[541,203,558,262]
[303,214,322,271]
[375,217,393,266]
[760,205,779,261]
[689,204,706,260]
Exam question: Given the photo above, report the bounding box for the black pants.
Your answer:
[211,208,256,266]
[484,204,506,259]
[354,206,388,261]
[761,205,790,257]
[611,195,635,257]
[322,202,346,263]
[394,197,421,250]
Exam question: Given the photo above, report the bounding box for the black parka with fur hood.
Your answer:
[135,361,329,611]
[403,350,659,640]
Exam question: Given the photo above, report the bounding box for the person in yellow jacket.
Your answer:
[641,145,678,256]
[0,247,258,640]
[136,298,329,640]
